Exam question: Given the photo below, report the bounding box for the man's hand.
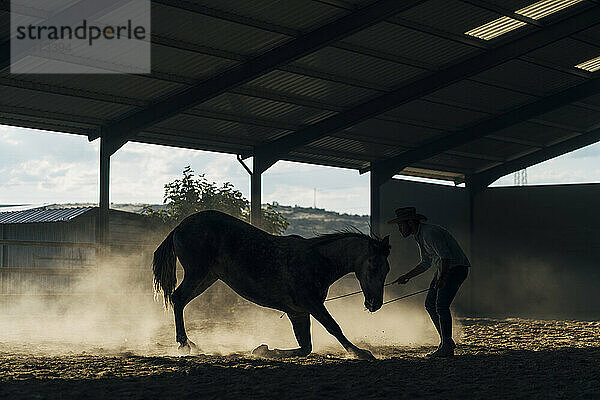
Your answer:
[394,274,410,285]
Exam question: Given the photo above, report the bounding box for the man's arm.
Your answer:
[394,263,429,284]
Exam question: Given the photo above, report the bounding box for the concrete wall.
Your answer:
[376,179,600,320]
[472,183,600,319]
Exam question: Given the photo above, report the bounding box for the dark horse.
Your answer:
[152,210,391,360]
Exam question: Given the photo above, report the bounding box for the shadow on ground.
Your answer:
[1,346,599,399]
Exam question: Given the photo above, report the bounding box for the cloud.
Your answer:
[0,129,20,145]
[3,124,598,213]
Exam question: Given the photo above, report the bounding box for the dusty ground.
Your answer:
[1,318,599,399]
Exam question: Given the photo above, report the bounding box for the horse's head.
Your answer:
[356,235,391,312]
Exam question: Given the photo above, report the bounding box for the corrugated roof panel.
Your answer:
[2,73,184,104]
[424,152,490,172]
[153,113,290,142]
[194,93,336,126]
[453,137,534,159]
[292,46,425,89]
[310,135,404,160]
[424,80,537,114]
[152,46,239,81]
[0,207,93,224]
[472,59,585,97]
[153,4,288,56]
[195,0,348,32]
[492,121,574,145]
[577,92,600,109]
[286,151,365,170]
[396,0,500,35]
[384,99,489,129]
[517,0,585,20]
[135,130,252,154]
[307,135,397,159]
[465,16,526,41]
[484,1,542,9]
[579,24,600,43]
[0,86,135,122]
[464,1,587,40]
[575,56,600,72]
[537,104,600,131]
[345,119,443,146]
[344,21,481,68]
[244,70,379,107]
[0,113,98,136]
[398,166,464,182]
[527,38,600,69]
[337,0,379,6]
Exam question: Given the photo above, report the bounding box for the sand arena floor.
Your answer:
[1,318,599,399]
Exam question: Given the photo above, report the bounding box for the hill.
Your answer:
[42,203,370,238]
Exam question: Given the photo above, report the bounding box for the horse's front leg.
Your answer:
[252,312,312,358]
[309,303,375,360]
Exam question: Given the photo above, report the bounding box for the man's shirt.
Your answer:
[414,223,470,273]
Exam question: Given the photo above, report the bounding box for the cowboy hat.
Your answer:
[386,207,427,224]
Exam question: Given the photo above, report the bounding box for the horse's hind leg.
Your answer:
[290,312,312,356]
[252,312,312,358]
[172,273,216,353]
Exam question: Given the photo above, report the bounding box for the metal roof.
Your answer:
[0,207,93,224]
[2,0,600,188]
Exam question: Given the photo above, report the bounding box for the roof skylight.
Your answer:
[575,56,600,72]
[465,0,585,40]
[465,17,526,40]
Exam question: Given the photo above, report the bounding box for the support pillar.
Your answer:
[370,168,384,237]
[250,157,263,228]
[98,137,111,251]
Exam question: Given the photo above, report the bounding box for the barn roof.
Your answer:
[2,0,600,187]
[0,207,93,224]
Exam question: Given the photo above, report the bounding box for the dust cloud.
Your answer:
[0,259,450,356]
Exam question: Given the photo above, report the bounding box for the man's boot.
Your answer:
[427,320,454,358]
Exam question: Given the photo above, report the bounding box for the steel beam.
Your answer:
[370,168,384,237]
[367,76,600,181]
[252,5,600,173]
[250,158,263,228]
[98,137,111,251]
[466,127,600,191]
[99,0,426,154]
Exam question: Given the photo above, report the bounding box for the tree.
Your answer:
[142,166,289,235]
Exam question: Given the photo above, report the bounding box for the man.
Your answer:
[388,207,470,357]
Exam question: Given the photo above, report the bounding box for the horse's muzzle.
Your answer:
[365,299,382,312]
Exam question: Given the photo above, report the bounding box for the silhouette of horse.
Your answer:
[152,210,391,360]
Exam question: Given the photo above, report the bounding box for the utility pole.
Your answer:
[313,188,316,208]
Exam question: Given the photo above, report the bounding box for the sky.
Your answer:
[1,124,600,215]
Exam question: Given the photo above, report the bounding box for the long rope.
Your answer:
[324,282,394,302]
[280,284,429,318]
[324,282,430,305]
[382,288,430,305]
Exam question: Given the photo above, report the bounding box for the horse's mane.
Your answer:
[307,226,384,248]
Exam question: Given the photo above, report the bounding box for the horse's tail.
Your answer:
[152,229,177,308]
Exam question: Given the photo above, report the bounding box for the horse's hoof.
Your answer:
[351,348,376,361]
[252,344,270,358]
[178,340,199,355]
[178,343,191,355]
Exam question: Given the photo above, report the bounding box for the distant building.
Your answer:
[0,206,161,295]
